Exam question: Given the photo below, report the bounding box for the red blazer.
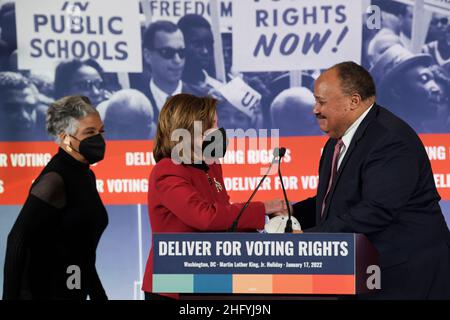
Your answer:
[141,158,266,296]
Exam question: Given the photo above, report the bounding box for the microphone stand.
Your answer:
[228,148,281,232]
[277,151,293,233]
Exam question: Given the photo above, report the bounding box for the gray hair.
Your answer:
[46,95,98,143]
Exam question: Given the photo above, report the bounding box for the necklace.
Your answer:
[205,172,223,192]
[205,172,213,185]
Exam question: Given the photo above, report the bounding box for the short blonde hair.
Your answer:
[153,93,217,163]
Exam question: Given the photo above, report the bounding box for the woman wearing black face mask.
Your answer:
[142,93,286,300]
[3,96,108,300]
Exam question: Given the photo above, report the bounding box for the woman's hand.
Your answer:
[264,199,287,215]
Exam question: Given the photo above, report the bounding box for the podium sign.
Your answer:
[153,233,378,295]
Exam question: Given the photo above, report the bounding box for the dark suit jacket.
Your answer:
[293,104,450,299]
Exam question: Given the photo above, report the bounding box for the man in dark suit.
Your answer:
[135,21,191,121]
[293,61,450,299]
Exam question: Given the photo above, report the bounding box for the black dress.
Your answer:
[3,148,108,300]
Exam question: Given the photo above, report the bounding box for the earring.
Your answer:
[64,136,72,152]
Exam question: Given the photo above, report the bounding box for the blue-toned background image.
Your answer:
[1,0,450,299]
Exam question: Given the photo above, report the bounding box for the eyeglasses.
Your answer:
[431,17,448,26]
[153,47,186,59]
[73,79,105,91]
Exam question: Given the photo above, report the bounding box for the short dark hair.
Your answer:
[0,3,16,47]
[53,59,104,99]
[177,14,211,36]
[0,2,14,18]
[0,71,30,91]
[143,20,179,50]
[331,61,376,100]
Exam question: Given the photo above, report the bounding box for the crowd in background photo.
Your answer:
[0,0,449,142]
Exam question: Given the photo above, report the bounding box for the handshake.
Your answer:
[263,198,290,217]
[263,199,302,233]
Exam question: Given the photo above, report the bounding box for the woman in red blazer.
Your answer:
[142,93,285,299]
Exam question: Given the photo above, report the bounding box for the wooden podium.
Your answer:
[152,233,379,298]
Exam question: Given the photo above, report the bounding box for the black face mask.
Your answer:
[202,127,228,159]
[70,133,106,164]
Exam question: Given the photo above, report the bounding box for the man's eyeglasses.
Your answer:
[153,47,186,59]
[431,17,448,26]
[73,79,105,91]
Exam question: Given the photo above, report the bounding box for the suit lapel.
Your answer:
[315,139,335,224]
[321,104,380,221]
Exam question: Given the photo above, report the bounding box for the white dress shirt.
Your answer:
[337,104,373,169]
[149,79,183,112]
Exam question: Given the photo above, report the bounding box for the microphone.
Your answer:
[276,148,293,233]
[228,148,281,232]
[276,147,286,157]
